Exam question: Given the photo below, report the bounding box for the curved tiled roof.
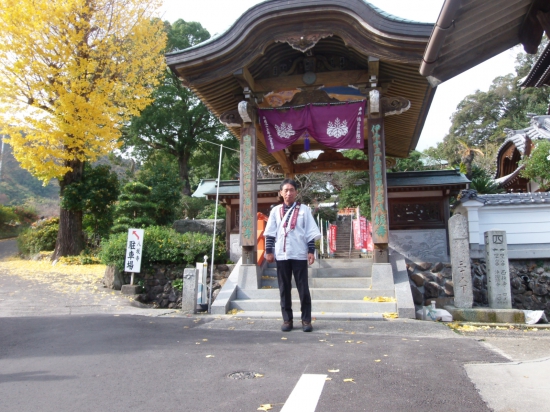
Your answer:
[456,190,550,205]
[166,0,436,168]
[495,115,550,187]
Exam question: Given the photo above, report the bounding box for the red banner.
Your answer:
[353,219,362,250]
[364,219,374,251]
[328,224,337,253]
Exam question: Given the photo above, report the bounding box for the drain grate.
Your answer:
[227,371,260,380]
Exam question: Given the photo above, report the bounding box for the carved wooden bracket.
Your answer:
[275,33,333,53]
[238,101,256,123]
[382,96,411,116]
[268,164,284,175]
[220,110,242,128]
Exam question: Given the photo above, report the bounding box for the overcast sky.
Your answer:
[159,0,520,152]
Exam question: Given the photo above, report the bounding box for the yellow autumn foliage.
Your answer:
[0,0,167,182]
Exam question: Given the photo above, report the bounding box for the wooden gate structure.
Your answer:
[166,0,437,268]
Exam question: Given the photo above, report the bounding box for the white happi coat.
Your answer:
[264,203,321,261]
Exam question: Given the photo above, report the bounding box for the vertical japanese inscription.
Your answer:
[369,122,389,243]
[241,134,253,243]
[485,230,512,309]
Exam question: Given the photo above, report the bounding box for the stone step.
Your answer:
[311,277,372,288]
[237,288,394,300]
[228,311,388,321]
[261,277,373,289]
[230,299,397,313]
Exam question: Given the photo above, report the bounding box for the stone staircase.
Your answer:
[228,258,398,319]
[332,216,362,259]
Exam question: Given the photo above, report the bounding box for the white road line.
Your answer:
[280,373,327,412]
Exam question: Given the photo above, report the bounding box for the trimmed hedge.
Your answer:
[99,225,226,271]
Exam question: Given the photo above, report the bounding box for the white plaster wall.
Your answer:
[476,205,550,245]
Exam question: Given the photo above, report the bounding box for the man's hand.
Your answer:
[266,253,275,263]
[308,253,315,265]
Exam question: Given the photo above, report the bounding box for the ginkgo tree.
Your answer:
[0,0,167,258]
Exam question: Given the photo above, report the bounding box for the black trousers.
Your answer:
[276,259,311,323]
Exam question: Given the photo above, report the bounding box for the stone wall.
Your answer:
[103,263,235,309]
[407,258,550,317]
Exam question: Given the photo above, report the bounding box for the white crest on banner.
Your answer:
[275,122,295,139]
[327,118,348,138]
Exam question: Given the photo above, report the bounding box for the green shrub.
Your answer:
[100,225,226,271]
[17,217,59,255]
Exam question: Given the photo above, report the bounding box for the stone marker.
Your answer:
[182,268,198,314]
[448,214,473,308]
[484,230,512,309]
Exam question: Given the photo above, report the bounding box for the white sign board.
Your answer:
[125,229,144,273]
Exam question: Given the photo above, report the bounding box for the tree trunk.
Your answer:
[52,159,85,260]
[178,153,191,196]
[464,151,475,180]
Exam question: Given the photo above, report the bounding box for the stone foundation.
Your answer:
[407,259,550,317]
[103,263,235,309]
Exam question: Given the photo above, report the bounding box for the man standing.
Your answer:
[264,179,321,332]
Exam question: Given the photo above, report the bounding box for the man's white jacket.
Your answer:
[264,203,321,261]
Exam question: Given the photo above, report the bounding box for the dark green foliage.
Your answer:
[99,225,226,271]
[61,164,120,243]
[180,196,219,219]
[0,204,37,238]
[111,182,156,234]
[194,201,226,220]
[123,20,236,196]
[137,153,182,225]
[338,182,371,220]
[314,207,338,224]
[469,176,504,194]
[17,217,59,255]
[426,41,550,171]
[390,150,424,172]
[520,139,550,191]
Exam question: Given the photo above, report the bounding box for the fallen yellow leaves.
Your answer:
[382,312,399,319]
[227,308,244,315]
[328,369,339,373]
[205,355,215,358]
[0,259,105,295]
[374,360,381,362]
[343,378,356,383]
[281,337,287,340]
[257,404,273,411]
[363,296,396,302]
[254,373,264,378]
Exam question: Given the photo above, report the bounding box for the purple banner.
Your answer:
[258,101,365,153]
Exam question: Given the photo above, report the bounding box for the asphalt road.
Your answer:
[1,238,550,412]
[0,315,502,412]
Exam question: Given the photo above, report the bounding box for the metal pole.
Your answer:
[208,144,224,314]
[349,212,353,259]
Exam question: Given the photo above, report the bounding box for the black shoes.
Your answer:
[281,320,293,332]
[281,320,313,332]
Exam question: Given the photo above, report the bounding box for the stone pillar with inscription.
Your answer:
[367,90,389,263]
[237,101,260,289]
[484,230,512,309]
[448,214,473,308]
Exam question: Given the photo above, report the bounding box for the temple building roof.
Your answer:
[420,0,547,86]
[166,0,436,170]
[495,115,550,190]
[387,169,469,194]
[456,189,550,205]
